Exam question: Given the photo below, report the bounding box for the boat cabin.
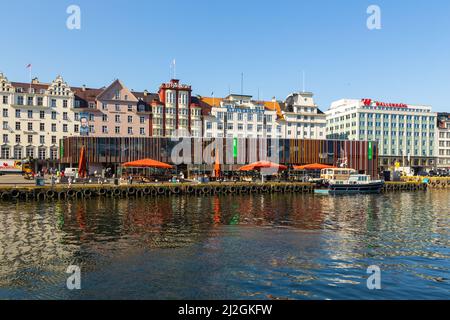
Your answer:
[321,168,357,181]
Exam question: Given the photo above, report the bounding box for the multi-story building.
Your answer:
[326,98,437,170]
[73,80,153,137]
[200,94,283,139]
[72,78,202,138]
[155,79,202,137]
[437,112,450,169]
[283,92,326,139]
[0,73,76,168]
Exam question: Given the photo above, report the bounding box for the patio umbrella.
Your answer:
[123,158,173,169]
[293,163,336,171]
[78,146,87,178]
[213,149,221,178]
[238,161,287,171]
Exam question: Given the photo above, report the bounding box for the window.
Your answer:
[15,122,20,130]
[128,127,133,135]
[50,148,58,160]
[128,105,132,112]
[115,115,120,123]
[27,97,33,106]
[26,147,34,158]
[51,99,56,107]
[38,148,46,160]
[63,112,68,120]
[39,135,45,144]
[89,125,94,133]
[40,111,45,119]
[27,122,33,131]
[89,113,94,121]
[51,111,57,120]
[102,103,107,110]
[140,116,145,124]
[15,135,21,143]
[51,136,57,144]
[17,96,24,105]
[115,104,120,112]
[74,124,79,132]
[63,100,68,108]
[28,135,33,144]
[102,114,108,122]
[2,121,8,130]
[3,109,8,117]
[15,109,21,118]
[115,126,120,134]
[14,147,22,160]
[102,126,108,133]
[140,128,145,135]
[115,90,120,100]
[27,110,33,118]
[63,124,68,132]
[1,146,10,159]
[51,124,56,132]
[74,113,79,121]
[40,123,45,131]
[128,116,133,123]
[37,97,43,106]
[2,96,7,104]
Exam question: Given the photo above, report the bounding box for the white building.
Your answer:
[0,73,77,167]
[437,113,450,169]
[326,98,437,169]
[202,94,283,139]
[282,92,326,139]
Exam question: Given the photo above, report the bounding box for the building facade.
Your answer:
[326,98,437,170]
[437,112,450,169]
[283,92,326,139]
[201,94,283,139]
[0,73,77,166]
[71,78,203,139]
[155,79,202,137]
[61,136,379,178]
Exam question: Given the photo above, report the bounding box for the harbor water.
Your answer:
[0,191,449,299]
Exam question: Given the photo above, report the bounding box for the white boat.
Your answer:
[328,174,384,194]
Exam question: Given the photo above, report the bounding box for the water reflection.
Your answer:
[0,191,449,299]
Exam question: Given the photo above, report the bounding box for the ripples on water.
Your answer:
[0,192,449,300]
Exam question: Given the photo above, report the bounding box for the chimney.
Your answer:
[144,90,148,96]
[272,97,276,103]
[82,85,86,91]
[31,77,39,84]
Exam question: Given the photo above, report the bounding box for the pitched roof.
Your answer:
[10,81,50,92]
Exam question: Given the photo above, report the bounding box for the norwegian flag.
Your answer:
[26,64,32,69]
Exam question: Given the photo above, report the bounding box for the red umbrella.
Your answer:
[123,158,173,169]
[239,161,287,171]
[293,163,336,171]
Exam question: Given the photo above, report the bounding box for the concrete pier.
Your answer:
[0,181,430,201]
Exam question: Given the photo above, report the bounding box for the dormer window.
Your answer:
[115,90,120,100]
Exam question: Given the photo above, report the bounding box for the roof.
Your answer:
[10,81,50,92]
[199,96,285,120]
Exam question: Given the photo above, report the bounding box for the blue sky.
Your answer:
[0,0,449,112]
